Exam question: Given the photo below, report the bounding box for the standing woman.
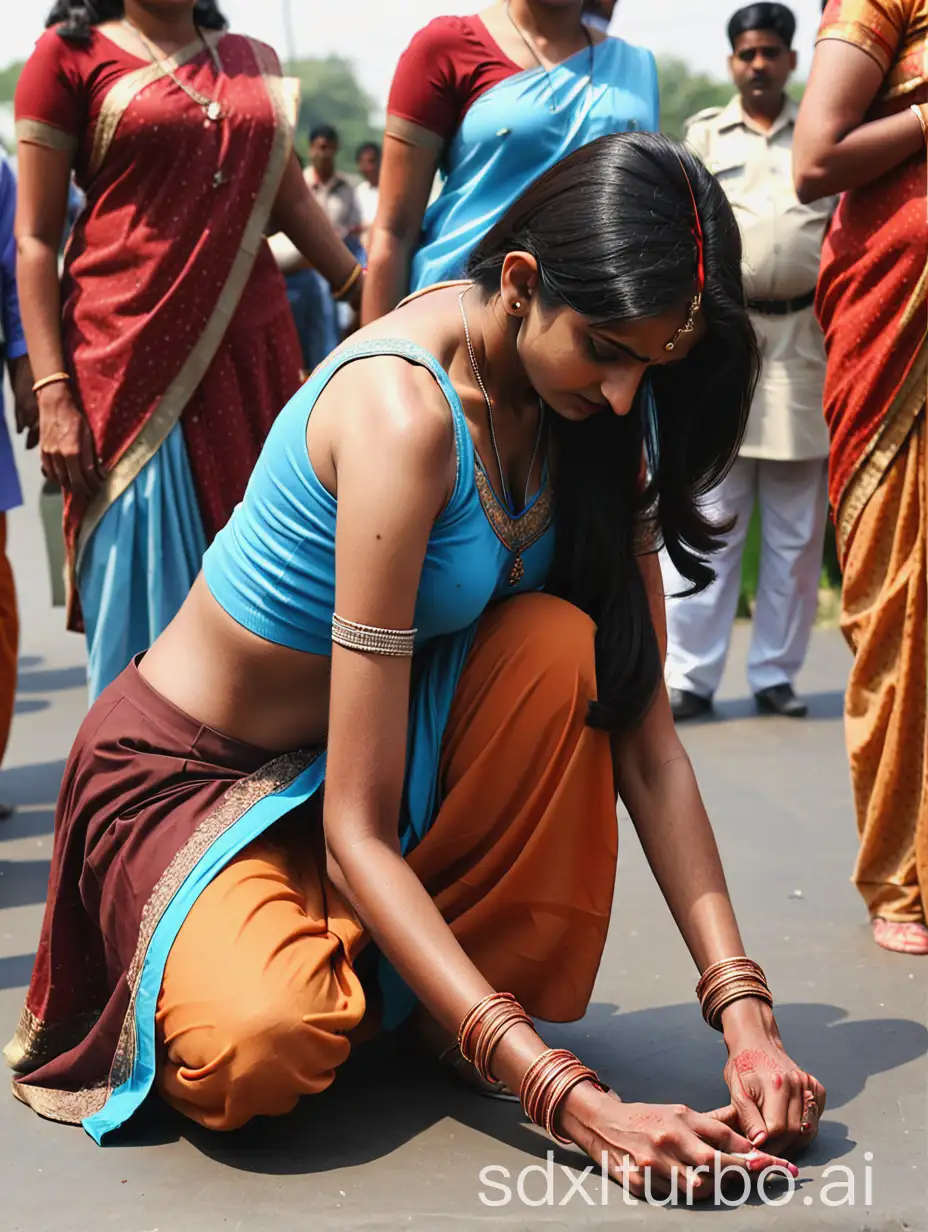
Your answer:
[363,0,659,321]
[14,1,364,700]
[794,0,928,953]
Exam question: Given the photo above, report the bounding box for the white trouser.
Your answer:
[662,456,829,698]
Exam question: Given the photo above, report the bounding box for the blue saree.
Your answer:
[410,37,659,292]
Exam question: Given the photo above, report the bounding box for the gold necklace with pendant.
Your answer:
[122,19,226,126]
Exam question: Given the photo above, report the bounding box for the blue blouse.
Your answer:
[411,36,659,292]
[203,337,555,653]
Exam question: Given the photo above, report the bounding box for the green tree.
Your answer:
[287,55,382,170]
[657,56,731,139]
[0,53,382,169]
[658,56,805,139]
[0,62,24,105]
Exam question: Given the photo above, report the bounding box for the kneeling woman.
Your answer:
[7,132,823,1194]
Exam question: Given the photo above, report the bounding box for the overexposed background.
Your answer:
[4,0,827,116]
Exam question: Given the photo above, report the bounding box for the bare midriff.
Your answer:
[138,574,333,753]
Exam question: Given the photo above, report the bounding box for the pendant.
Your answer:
[508,555,525,587]
[212,168,227,188]
[205,101,222,122]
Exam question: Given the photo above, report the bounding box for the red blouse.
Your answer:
[387,15,524,141]
[15,28,162,176]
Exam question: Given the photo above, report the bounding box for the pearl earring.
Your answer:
[513,300,523,310]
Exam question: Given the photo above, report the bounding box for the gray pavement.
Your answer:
[1,428,926,1232]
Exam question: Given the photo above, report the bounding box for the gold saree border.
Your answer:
[3,1005,101,1075]
[88,32,223,178]
[384,114,445,153]
[74,36,294,578]
[474,463,554,559]
[817,21,893,74]
[836,341,928,562]
[10,749,319,1127]
[15,118,77,154]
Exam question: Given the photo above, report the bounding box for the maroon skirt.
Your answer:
[5,658,320,1130]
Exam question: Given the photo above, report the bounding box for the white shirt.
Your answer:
[685,96,836,461]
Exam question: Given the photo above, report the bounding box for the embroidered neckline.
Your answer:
[474,460,554,557]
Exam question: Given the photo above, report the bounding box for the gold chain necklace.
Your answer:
[458,289,545,516]
[503,1,594,114]
[122,19,225,124]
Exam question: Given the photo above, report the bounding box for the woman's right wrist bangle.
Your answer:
[331,262,364,301]
[520,1048,608,1144]
[696,956,773,1031]
[32,371,71,394]
[911,103,928,141]
[457,993,607,1145]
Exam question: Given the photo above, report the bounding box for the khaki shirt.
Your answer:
[685,96,835,461]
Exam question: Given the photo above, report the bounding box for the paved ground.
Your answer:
[0,430,925,1232]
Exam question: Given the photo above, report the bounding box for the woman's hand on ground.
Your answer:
[558,1083,798,1202]
[719,1006,826,1156]
[37,382,102,499]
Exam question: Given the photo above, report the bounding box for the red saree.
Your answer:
[815,0,928,553]
[15,26,303,629]
[814,0,928,924]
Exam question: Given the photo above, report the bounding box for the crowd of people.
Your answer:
[0,0,924,1197]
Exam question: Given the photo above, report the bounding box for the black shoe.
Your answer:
[669,688,713,721]
[754,683,808,718]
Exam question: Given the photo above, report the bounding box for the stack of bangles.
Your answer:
[696,956,773,1031]
[458,993,608,1144]
[332,262,365,303]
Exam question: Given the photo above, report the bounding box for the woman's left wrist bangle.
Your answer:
[332,262,364,302]
[911,103,928,140]
[32,371,71,394]
[696,956,773,1032]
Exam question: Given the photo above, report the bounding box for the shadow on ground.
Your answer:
[0,859,50,909]
[0,953,36,991]
[0,760,67,810]
[13,699,50,716]
[0,808,54,840]
[16,666,87,695]
[689,691,845,725]
[103,999,924,1193]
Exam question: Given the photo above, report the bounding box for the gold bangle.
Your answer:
[32,371,71,394]
[332,262,363,301]
[911,103,928,140]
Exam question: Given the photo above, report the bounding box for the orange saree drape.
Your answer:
[815,0,928,921]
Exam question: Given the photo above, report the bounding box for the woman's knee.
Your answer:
[157,969,363,1130]
[492,594,598,700]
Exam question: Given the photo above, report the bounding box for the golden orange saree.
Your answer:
[815,0,928,920]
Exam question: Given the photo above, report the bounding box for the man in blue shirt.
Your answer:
[0,154,38,812]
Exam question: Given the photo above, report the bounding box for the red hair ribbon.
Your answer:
[675,155,705,295]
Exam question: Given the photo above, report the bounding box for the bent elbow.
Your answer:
[793,143,837,204]
[794,168,828,204]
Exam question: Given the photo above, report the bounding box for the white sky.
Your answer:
[5,1,826,115]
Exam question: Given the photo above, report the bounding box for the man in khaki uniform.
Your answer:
[663,2,836,721]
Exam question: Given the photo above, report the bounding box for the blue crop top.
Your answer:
[203,338,555,654]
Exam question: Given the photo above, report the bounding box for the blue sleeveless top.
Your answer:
[203,338,555,651]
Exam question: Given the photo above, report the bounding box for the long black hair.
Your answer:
[46,1,227,41]
[468,131,758,734]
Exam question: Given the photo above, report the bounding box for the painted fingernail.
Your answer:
[800,1121,810,1133]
